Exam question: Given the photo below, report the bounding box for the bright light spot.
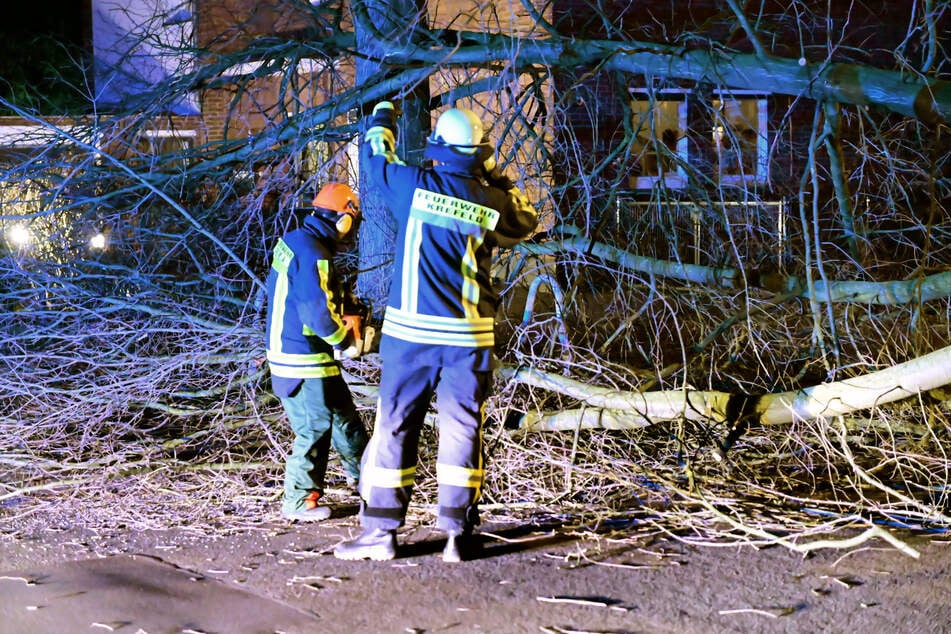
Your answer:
[90,232,107,250]
[798,57,807,66]
[7,225,32,247]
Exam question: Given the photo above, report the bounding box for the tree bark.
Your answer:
[517,230,951,304]
[501,344,951,432]
[353,24,951,126]
[355,0,432,312]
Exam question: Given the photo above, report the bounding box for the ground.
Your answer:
[2,501,951,634]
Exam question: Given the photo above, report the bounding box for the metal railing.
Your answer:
[610,198,788,268]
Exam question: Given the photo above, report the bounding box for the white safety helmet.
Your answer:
[430,108,485,154]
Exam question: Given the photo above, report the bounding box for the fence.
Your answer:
[609,197,788,268]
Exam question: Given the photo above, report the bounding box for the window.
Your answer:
[712,92,768,184]
[135,129,196,170]
[628,90,688,189]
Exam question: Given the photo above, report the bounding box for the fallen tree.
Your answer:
[517,228,951,304]
[501,344,951,431]
[2,1,949,558]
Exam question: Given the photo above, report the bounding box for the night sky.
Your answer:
[0,0,89,114]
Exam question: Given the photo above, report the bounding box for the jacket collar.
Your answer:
[302,213,338,244]
[424,142,485,174]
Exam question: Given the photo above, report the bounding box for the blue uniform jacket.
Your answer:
[363,106,539,370]
[265,214,352,397]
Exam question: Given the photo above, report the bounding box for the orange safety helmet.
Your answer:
[312,183,360,236]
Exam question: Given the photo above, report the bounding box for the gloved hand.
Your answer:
[483,163,514,191]
[367,102,398,156]
[482,154,496,173]
[480,134,497,171]
[480,135,514,189]
[335,314,365,360]
[334,334,362,360]
[337,342,362,360]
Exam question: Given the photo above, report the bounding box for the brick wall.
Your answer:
[195,0,316,52]
[196,0,322,142]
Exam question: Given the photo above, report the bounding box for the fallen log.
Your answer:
[499,343,951,434]
[517,228,951,304]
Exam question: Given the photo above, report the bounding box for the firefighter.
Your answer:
[333,103,539,562]
[265,182,369,522]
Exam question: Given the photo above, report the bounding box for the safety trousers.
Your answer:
[359,364,490,533]
[280,375,368,514]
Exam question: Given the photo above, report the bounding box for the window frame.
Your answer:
[711,90,769,185]
[627,88,690,190]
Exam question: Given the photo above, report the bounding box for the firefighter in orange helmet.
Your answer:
[265,182,368,521]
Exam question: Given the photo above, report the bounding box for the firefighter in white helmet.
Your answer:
[265,182,369,522]
[334,104,538,562]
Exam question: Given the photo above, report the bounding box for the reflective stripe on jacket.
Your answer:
[363,108,539,367]
[265,215,348,396]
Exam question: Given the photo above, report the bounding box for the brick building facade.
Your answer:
[2,0,943,270]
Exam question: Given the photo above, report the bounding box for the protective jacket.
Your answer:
[265,214,353,398]
[356,104,539,534]
[363,106,539,370]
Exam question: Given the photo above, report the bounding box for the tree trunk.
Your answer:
[517,230,951,304]
[355,0,431,314]
[502,344,951,432]
[366,29,951,126]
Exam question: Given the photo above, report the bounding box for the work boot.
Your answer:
[334,528,397,561]
[282,491,331,522]
[283,505,331,522]
[442,530,479,563]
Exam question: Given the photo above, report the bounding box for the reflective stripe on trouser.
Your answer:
[280,375,368,513]
[360,364,489,533]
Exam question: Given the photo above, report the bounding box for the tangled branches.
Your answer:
[1,0,949,558]
[2,239,949,559]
